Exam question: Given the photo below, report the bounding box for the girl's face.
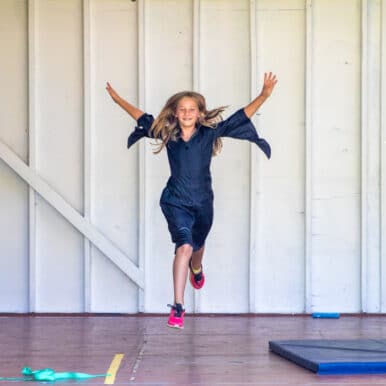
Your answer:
[175,97,201,130]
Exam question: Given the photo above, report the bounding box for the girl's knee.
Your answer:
[176,243,193,258]
[192,244,205,255]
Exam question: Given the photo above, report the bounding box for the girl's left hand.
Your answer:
[260,72,278,98]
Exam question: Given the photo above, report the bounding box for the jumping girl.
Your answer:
[106,73,277,329]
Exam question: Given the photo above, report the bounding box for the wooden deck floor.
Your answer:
[1,314,386,385]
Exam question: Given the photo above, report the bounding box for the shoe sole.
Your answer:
[189,273,205,290]
[167,323,184,330]
[189,258,205,290]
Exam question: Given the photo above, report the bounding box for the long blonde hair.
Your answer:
[149,91,227,156]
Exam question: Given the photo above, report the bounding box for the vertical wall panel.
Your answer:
[145,0,194,312]
[361,0,369,313]
[35,0,84,311]
[137,0,147,312]
[311,0,361,312]
[249,0,258,312]
[364,0,381,312]
[0,0,28,159]
[192,0,202,312]
[83,0,92,312]
[305,0,313,312]
[0,1,29,311]
[28,0,38,312]
[91,0,139,312]
[200,0,251,313]
[255,0,306,313]
[381,0,386,312]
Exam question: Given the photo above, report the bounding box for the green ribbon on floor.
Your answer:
[0,378,27,382]
[0,367,110,382]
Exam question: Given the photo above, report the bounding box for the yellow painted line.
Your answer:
[105,353,124,384]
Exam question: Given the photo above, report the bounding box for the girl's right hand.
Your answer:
[106,82,121,103]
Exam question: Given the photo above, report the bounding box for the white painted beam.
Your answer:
[381,0,386,312]
[249,0,258,313]
[193,0,201,313]
[193,0,200,92]
[305,0,313,313]
[361,0,368,313]
[138,0,147,312]
[363,0,382,313]
[28,0,38,312]
[83,0,92,312]
[0,141,145,289]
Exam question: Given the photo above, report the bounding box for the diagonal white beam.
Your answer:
[0,140,144,289]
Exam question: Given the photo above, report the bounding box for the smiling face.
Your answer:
[175,97,201,130]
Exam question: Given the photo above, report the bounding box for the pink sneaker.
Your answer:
[189,258,205,290]
[167,303,185,329]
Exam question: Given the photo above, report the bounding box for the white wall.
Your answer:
[0,0,385,313]
[0,0,29,312]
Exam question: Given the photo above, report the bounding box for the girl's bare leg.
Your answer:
[191,245,205,272]
[173,244,193,305]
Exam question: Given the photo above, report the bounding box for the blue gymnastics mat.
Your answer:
[269,339,386,375]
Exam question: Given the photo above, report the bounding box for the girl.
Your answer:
[106,73,277,329]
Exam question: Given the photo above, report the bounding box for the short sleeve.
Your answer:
[127,113,155,149]
[214,108,271,159]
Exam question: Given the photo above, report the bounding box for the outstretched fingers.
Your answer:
[106,81,114,93]
[261,72,278,97]
[106,82,120,101]
[264,72,277,85]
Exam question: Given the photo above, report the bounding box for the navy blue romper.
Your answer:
[127,108,271,252]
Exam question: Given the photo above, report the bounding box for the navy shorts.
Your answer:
[160,189,213,252]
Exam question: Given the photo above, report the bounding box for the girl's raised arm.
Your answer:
[106,82,145,121]
[244,72,277,118]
